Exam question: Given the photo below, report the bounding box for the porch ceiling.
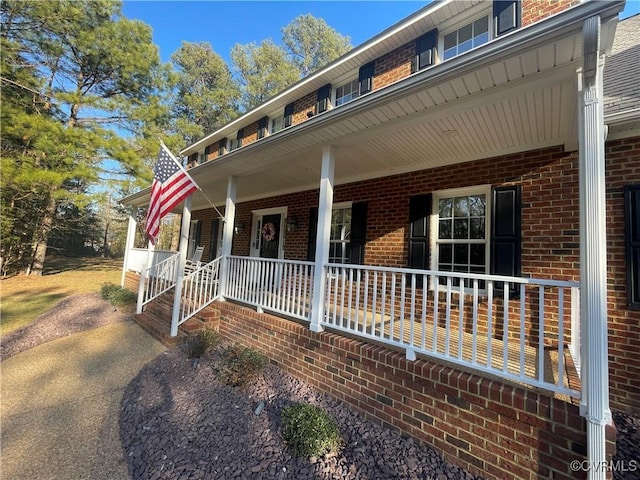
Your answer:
[122,5,623,213]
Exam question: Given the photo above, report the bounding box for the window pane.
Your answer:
[453,218,469,239]
[459,24,472,43]
[474,16,488,34]
[443,47,457,61]
[439,198,452,218]
[454,197,469,217]
[439,219,452,239]
[470,244,485,266]
[474,31,489,47]
[439,243,452,264]
[470,218,485,239]
[458,39,473,55]
[469,195,486,216]
[454,244,468,264]
[444,32,457,50]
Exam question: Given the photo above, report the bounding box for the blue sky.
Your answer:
[122,1,640,65]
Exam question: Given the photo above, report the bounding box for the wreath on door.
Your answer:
[261,222,277,242]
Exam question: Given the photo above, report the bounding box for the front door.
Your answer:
[259,214,281,258]
[250,208,286,259]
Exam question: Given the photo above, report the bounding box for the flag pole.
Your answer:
[158,139,226,222]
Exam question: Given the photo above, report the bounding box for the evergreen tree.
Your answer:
[0,0,170,274]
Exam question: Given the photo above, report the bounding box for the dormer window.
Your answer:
[218,138,227,156]
[442,16,489,61]
[230,128,244,151]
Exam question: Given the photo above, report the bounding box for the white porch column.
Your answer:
[170,196,192,336]
[136,239,155,314]
[309,146,335,332]
[218,176,237,299]
[578,15,611,479]
[121,207,137,287]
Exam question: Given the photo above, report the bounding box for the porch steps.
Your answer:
[134,291,220,347]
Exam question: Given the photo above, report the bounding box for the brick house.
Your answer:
[120,1,639,478]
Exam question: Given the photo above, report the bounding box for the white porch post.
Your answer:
[218,176,237,299]
[121,207,137,287]
[136,240,155,314]
[170,196,192,336]
[310,146,335,332]
[578,15,611,479]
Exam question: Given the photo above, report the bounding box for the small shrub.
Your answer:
[187,329,222,358]
[101,282,137,308]
[281,403,342,458]
[213,344,266,386]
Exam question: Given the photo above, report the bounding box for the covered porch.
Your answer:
[121,4,621,476]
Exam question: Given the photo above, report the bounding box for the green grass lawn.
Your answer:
[0,256,123,335]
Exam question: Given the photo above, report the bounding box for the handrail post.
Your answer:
[171,196,192,336]
[136,240,155,314]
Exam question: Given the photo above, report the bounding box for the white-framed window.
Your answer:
[271,116,284,134]
[442,15,490,61]
[335,79,359,107]
[329,202,353,264]
[432,186,491,288]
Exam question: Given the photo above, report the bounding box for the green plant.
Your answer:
[100,282,137,308]
[281,403,342,458]
[187,329,222,358]
[213,344,267,386]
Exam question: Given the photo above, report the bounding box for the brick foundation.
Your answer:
[212,300,615,480]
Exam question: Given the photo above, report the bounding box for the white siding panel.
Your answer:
[538,44,557,71]
[489,62,509,86]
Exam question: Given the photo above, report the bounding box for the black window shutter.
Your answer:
[258,116,269,139]
[491,185,522,296]
[415,29,438,71]
[218,138,227,156]
[408,194,432,288]
[203,145,210,161]
[316,84,332,114]
[494,0,521,37]
[209,219,220,261]
[236,128,244,147]
[358,62,375,95]
[349,202,368,265]
[307,207,318,262]
[284,102,294,128]
[625,185,640,310]
[195,220,202,247]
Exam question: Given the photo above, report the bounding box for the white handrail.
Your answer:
[137,253,180,312]
[322,264,581,398]
[176,257,223,327]
[225,256,315,321]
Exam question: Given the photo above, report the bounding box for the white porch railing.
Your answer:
[176,257,222,327]
[137,253,180,312]
[322,264,581,398]
[225,256,314,321]
[126,248,177,273]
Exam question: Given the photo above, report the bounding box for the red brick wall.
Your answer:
[604,137,640,412]
[374,42,415,92]
[522,0,579,27]
[293,91,317,124]
[191,139,640,413]
[214,301,611,480]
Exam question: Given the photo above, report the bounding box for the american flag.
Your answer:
[145,144,198,245]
